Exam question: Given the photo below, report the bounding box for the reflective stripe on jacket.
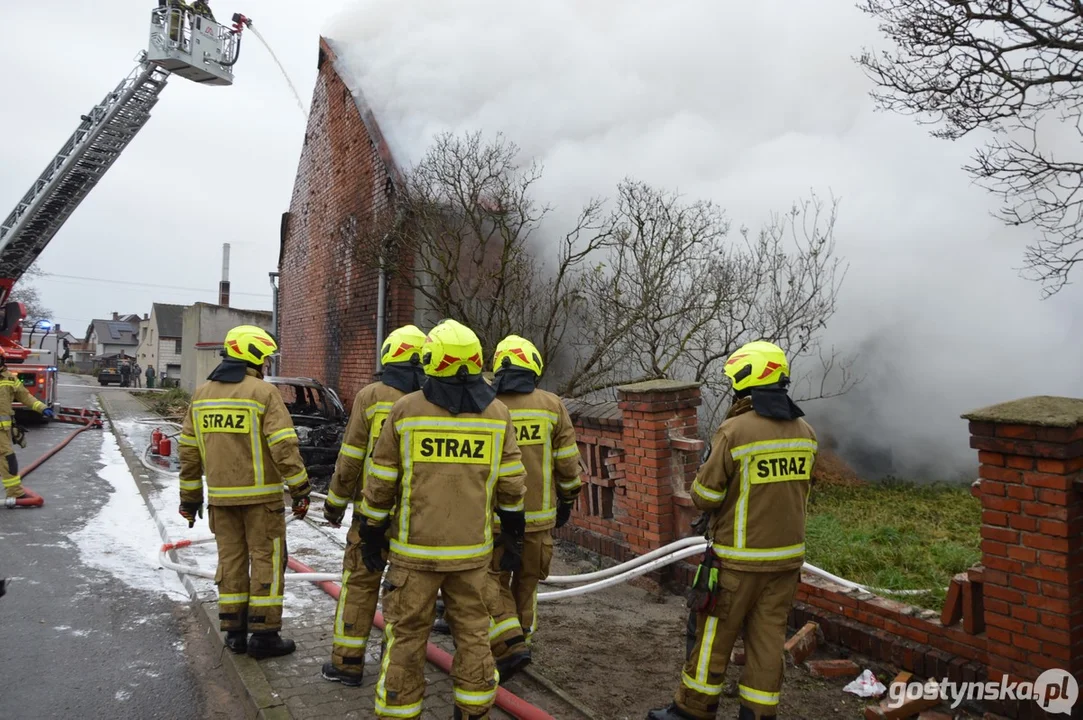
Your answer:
[324,381,404,511]
[0,371,46,425]
[361,391,527,572]
[691,398,818,572]
[494,389,582,531]
[178,368,308,506]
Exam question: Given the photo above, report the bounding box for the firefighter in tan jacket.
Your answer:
[179,325,311,660]
[0,353,52,500]
[485,335,582,679]
[361,319,527,720]
[319,324,427,687]
[649,341,818,720]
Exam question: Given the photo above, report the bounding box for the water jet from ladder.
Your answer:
[249,26,309,121]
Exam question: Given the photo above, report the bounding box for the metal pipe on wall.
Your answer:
[268,271,279,377]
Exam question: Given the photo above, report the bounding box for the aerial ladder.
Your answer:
[0,4,251,422]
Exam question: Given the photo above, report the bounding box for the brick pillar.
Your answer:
[617,380,702,554]
[963,396,1083,686]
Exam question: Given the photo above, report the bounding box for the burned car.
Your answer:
[267,376,347,491]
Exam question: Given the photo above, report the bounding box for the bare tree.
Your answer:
[356,131,610,358]
[10,264,52,321]
[557,182,856,424]
[357,131,853,416]
[856,0,1083,296]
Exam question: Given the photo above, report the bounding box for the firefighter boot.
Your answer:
[321,662,363,688]
[495,644,531,682]
[247,631,296,659]
[433,595,451,635]
[737,706,772,720]
[225,630,247,654]
[453,707,488,720]
[646,704,699,720]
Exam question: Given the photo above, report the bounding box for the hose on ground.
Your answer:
[287,555,557,720]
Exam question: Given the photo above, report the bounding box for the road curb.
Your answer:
[99,392,292,720]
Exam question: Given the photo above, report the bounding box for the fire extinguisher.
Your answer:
[159,436,172,457]
[151,428,162,455]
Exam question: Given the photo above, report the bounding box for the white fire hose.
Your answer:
[150,460,941,597]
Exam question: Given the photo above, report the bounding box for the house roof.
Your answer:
[153,303,187,338]
[88,318,139,346]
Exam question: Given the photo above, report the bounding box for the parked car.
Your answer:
[98,367,121,386]
[266,376,348,490]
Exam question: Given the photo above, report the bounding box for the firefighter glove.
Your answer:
[179,501,203,528]
[360,520,389,573]
[42,408,54,419]
[11,426,26,449]
[323,502,346,527]
[292,495,310,520]
[555,500,575,528]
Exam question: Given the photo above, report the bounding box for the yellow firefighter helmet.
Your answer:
[493,335,544,377]
[723,341,790,392]
[422,319,484,378]
[381,325,427,366]
[223,325,277,366]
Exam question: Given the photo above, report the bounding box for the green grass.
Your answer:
[805,480,981,610]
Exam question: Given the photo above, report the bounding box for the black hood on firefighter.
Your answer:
[423,374,497,415]
[748,386,804,421]
[380,361,426,394]
[208,358,261,384]
[492,367,537,394]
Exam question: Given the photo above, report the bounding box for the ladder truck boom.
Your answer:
[0,5,250,362]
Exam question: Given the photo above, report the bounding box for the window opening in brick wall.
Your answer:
[174,338,182,354]
[577,441,615,519]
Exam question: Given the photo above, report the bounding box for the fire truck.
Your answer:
[0,6,250,422]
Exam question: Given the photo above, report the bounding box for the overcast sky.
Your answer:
[0,0,349,336]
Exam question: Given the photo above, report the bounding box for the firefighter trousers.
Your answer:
[209,501,288,633]
[675,567,801,720]
[330,515,384,674]
[376,563,498,720]
[485,530,553,659]
[0,430,22,499]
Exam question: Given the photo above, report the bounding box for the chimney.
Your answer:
[219,243,231,307]
[144,313,149,320]
[112,312,119,321]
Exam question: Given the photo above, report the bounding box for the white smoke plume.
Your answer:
[327,0,1083,479]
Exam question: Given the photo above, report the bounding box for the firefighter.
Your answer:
[647,341,818,720]
[178,325,311,660]
[485,335,582,680]
[320,324,427,687]
[362,319,527,720]
[0,352,52,499]
[191,0,215,21]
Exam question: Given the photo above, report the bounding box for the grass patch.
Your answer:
[135,387,191,419]
[805,479,981,610]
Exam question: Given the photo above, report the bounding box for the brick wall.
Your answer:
[278,38,414,400]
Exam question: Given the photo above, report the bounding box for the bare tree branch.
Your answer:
[856,0,1083,295]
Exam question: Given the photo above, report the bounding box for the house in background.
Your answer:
[180,302,273,392]
[85,312,141,359]
[136,303,187,382]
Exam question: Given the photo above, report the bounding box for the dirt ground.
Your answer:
[529,542,972,720]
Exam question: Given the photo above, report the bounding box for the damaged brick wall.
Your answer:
[278,38,414,400]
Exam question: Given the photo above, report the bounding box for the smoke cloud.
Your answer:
[328,0,1083,479]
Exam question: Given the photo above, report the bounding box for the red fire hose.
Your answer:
[7,420,99,508]
[286,556,555,720]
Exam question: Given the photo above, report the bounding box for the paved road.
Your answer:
[0,376,241,720]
